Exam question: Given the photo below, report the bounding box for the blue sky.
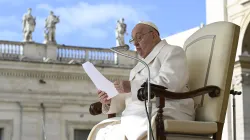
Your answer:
[0,0,206,50]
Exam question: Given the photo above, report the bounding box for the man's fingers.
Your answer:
[98,92,103,98]
[101,94,108,100]
[100,97,106,103]
[114,84,119,88]
[100,94,108,100]
[98,90,110,104]
[101,97,109,104]
[114,84,123,90]
[114,85,121,90]
[98,91,107,98]
[100,94,107,99]
[114,81,120,85]
[97,90,103,96]
[104,98,111,104]
[99,95,111,104]
[97,90,111,104]
[116,88,122,93]
[115,85,124,93]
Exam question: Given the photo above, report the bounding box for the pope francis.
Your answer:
[87,21,195,140]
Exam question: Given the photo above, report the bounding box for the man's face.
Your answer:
[130,24,154,58]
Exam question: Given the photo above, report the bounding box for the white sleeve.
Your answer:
[102,93,127,114]
[130,47,189,101]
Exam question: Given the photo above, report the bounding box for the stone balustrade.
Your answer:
[0,40,138,67]
[0,40,24,59]
[57,45,117,65]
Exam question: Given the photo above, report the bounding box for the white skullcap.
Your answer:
[138,21,159,35]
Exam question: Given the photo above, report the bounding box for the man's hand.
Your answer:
[98,90,111,105]
[114,80,131,93]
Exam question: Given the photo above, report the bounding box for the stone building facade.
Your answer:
[0,40,137,140]
[1,0,250,139]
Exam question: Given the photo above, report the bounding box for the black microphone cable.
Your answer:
[138,84,155,140]
[144,99,155,140]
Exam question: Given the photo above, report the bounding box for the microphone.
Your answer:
[137,82,155,101]
[109,44,153,140]
[230,90,242,96]
[137,82,168,101]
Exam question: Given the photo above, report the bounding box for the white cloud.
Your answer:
[36,2,149,39]
[37,3,51,11]
[0,2,151,41]
[37,3,145,26]
[83,28,108,39]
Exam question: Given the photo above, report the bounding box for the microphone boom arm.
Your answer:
[109,48,153,140]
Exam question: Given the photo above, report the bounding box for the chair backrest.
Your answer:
[183,21,240,123]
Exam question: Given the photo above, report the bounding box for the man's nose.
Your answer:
[133,41,139,47]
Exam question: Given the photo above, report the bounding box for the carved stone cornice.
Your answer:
[0,88,94,97]
[232,56,250,87]
[19,102,41,112]
[0,68,128,81]
[19,102,63,112]
[65,120,98,127]
[0,90,98,107]
[12,101,94,114]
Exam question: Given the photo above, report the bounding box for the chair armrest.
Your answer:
[89,102,102,115]
[152,85,220,99]
[137,82,220,100]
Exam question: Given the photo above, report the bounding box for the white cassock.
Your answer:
[87,40,195,140]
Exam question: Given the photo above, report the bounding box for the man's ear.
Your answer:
[152,31,158,39]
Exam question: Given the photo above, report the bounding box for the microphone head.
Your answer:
[111,44,130,51]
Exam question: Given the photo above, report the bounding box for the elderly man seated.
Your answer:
[87,21,195,140]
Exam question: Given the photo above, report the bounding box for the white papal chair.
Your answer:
[89,21,240,140]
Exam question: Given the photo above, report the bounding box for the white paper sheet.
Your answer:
[82,61,118,99]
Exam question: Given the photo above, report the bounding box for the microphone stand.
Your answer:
[110,46,153,140]
[230,89,242,140]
